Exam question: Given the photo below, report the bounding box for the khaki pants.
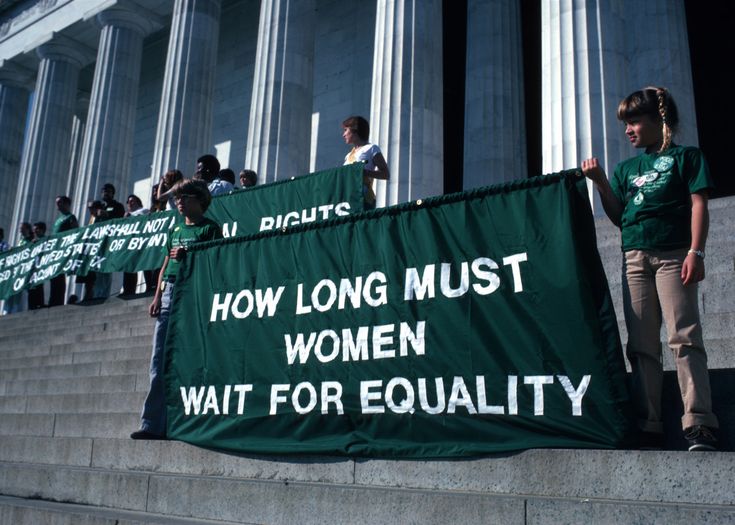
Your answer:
[623,249,718,432]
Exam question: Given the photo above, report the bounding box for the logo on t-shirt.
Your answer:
[653,156,674,173]
[633,192,644,206]
[632,171,659,188]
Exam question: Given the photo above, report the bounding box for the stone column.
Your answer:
[10,36,93,241]
[68,93,89,221]
[0,62,33,235]
[463,0,526,188]
[370,0,444,206]
[150,0,221,183]
[245,0,316,183]
[627,0,698,146]
[541,0,627,208]
[76,3,158,221]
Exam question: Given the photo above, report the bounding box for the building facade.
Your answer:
[0,0,703,243]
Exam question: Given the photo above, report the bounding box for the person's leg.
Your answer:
[122,272,137,295]
[139,282,174,436]
[654,249,718,431]
[623,250,664,434]
[93,272,112,299]
[27,285,44,310]
[49,274,66,306]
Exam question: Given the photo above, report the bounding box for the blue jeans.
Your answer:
[140,282,174,435]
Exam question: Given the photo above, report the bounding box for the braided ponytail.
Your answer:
[653,87,674,153]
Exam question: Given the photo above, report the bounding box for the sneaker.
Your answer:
[684,425,717,451]
[130,429,166,440]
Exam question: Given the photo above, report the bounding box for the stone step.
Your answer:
[0,357,149,382]
[0,412,140,439]
[0,447,734,524]
[0,374,141,396]
[0,495,244,525]
[0,310,153,341]
[0,346,151,371]
[0,325,153,352]
[0,337,150,360]
[0,297,150,327]
[0,391,146,415]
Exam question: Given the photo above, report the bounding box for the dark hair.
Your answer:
[172,178,212,212]
[0,227,4,237]
[197,154,220,182]
[88,200,105,210]
[56,195,71,206]
[164,169,183,184]
[219,168,236,185]
[102,183,116,193]
[342,116,370,141]
[150,184,165,212]
[617,86,679,153]
[127,194,143,208]
[240,169,257,187]
[33,221,46,232]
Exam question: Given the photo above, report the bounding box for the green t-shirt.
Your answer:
[53,212,78,234]
[610,145,714,251]
[163,217,222,280]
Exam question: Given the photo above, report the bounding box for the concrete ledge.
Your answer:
[53,412,140,439]
[22,392,146,414]
[0,463,149,512]
[91,439,355,484]
[0,495,244,525]
[0,436,92,466]
[0,413,54,437]
[145,474,525,525]
[526,498,735,525]
[2,375,139,396]
[353,449,735,506]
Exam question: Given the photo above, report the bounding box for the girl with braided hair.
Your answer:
[582,86,718,451]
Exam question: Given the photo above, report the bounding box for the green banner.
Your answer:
[165,172,634,457]
[0,165,363,301]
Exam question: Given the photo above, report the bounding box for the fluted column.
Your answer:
[150,0,221,182]
[627,0,698,146]
[68,93,89,219]
[10,37,93,241]
[76,4,156,222]
[0,63,33,234]
[541,0,627,208]
[370,0,444,206]
[463,0,527,188]
[245,0,316,183]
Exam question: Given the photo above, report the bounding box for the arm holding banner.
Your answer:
[582,158,623,227]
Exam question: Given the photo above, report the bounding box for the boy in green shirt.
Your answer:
[131,179,222,440]
[49,196,79,306]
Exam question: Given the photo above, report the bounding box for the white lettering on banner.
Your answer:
[259,202,352,231]
[404,254,526,301]
[180,384,253,415]
[285,321,425,365]
[357,375,589,416]
[267,381,344,415]
[179,375,592,418]
[210,286,286,322]
[222,222,237,238]
[295,271,387,315]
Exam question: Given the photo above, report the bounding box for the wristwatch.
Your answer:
[687,249,705,259]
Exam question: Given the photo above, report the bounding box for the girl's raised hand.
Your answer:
[581,158,607,184]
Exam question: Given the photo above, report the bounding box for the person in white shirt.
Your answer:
[342,116,390,209]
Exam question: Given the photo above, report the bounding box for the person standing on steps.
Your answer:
[582,86,719,451]
[131,179,222,440]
